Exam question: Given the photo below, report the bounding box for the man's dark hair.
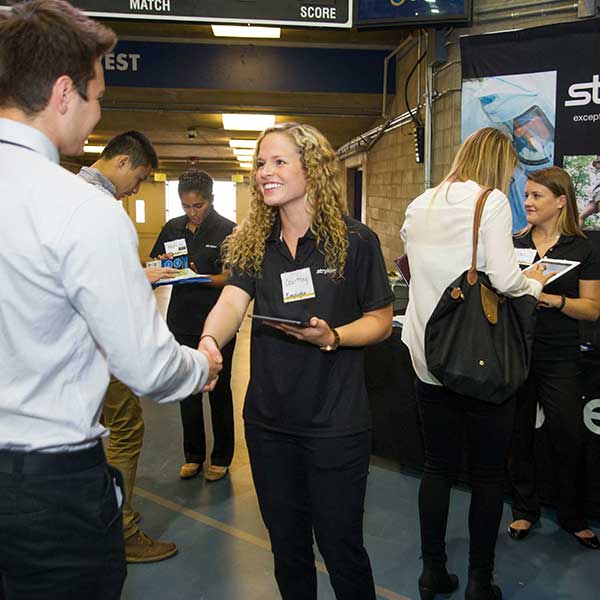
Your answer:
[0,0,116,114]
[178,169,214,200]
[101,130,159,169]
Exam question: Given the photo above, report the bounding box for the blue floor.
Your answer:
[123,398,599,600]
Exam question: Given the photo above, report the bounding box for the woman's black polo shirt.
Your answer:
[227,216,394,437]
[514,231,600,361]
[150,209,235,337]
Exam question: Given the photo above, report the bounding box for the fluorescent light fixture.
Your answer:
[222,113,275,131]
[229,139,257,149]
[233,148,255,158]
[239,162,253,169]
[83,144,105,153]
[431,8,440,12]
[212,25,281,39]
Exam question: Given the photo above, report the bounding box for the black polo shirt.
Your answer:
[150,208,235,336]
[227,216,394,437]
[514,231,600,361]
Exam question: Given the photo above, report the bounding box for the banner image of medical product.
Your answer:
[461,18,600,232]
[462,72,557,231]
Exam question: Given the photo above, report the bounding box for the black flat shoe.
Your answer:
[418,572,459,600]
[572,532,600,549]
[507,525,530,540]
[507,519,534,540]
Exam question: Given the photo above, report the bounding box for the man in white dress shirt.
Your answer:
[0,2,220,598]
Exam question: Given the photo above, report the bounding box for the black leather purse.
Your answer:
[424,189,538,404]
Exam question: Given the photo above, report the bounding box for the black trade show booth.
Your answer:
[365,310,600,519]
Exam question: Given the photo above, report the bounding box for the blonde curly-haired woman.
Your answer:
[200,122,393,599]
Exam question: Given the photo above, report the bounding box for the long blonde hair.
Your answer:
[517,166,586,238]
[444,127,517,194]
[222,122,348,277]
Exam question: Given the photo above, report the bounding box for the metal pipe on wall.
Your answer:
[424,57,434,191]
[475,2,577,23]
[476,0,575,16]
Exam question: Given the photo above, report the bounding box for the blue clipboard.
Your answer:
[151,275,211,288]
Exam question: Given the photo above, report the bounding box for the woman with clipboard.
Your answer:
[199,123,393,599]
[508,166,600,549]
[150,169,237,483]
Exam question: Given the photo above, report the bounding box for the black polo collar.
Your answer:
[266,213,317,244]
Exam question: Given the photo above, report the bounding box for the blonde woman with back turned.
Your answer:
[401,127,551,600]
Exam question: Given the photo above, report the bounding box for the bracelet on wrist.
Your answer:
[558,295,567,311]
[200,334,219,349]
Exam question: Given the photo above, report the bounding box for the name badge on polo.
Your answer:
[281,268,316,303]
[164,238,188,257]
[515,248,537,265]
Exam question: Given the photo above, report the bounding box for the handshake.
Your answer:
[198,334,223,392]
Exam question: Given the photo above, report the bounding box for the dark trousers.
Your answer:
[0,447,126,600]
[416,380,515,577]
[245,425,376,600]
[507,359,587,532]
[176,333,236,466]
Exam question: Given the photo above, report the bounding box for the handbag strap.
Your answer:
[467,188,493,285]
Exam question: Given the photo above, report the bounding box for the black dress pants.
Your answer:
[0,447,126,600]
[416,380,515,577]
[176,333,236,467]
[507,358,587,532]
[245,425,376,600]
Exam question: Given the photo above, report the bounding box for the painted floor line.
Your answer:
[134,486,411,600]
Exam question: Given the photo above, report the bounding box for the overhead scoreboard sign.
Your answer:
[0,1,353,28]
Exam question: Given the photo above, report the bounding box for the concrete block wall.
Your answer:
[353,0,586,267]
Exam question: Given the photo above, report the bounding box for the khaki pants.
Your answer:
[101,377,144,539]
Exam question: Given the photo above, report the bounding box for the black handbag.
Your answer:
[424,189,538,404]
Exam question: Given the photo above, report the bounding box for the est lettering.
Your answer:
[102,53,141,72]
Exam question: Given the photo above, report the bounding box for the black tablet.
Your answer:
[249,314,311,327]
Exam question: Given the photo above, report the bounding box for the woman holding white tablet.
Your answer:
[508,166,600,549]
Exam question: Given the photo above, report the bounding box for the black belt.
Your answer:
[0,442,105,475]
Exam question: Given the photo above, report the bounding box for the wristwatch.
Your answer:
[319,328,340,352]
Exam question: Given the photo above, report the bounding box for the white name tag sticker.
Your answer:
[281,267,316,303]
[515,248,537,265]
[164,238,188,257]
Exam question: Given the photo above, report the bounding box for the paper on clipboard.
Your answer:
[524,258,579,285]
[152,268,211,287]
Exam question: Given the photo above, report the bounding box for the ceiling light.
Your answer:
[233,148,255,157]
[212,25,281,39]
[229,139,257,149]
[239,162,253,169]
[222,113,275,131]
[83,144,105,153]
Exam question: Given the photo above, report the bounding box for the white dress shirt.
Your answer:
[0,118,209,451]
[400,180,542,385]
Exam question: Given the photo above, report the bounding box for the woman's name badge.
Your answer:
[281,268,316,303]
[515,248,537,265]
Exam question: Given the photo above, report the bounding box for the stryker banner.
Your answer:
[461,19,600,231]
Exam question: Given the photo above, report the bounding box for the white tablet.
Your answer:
[524,258,580,285]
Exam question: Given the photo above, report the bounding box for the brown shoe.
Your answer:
[179,462,201,479]
[125,530,178,563]
[204,464,228,482]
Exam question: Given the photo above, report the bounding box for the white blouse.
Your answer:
[400,180,542,385]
